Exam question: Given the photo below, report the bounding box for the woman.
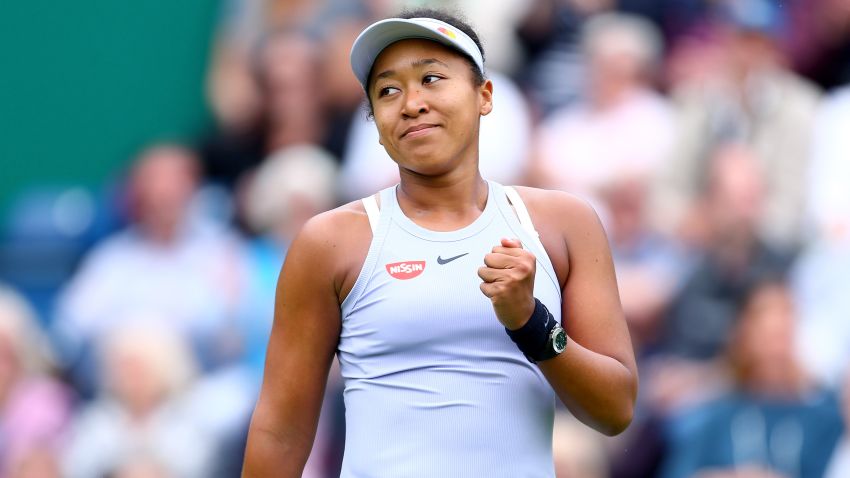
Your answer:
[242,8,637,477]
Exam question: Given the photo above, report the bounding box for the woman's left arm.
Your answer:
[537,192,638,435]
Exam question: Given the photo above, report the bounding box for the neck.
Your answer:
[395,167,489,232]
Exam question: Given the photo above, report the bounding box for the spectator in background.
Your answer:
[624,145,794,476]
[206,0,326,132]
[258,29,327,153]
[659,143,793,362]
[62,324,215,478]
[530,12,674,214]
[515,0,615,118]
[0,286,71,478]
[238,145,339,383]
[317,17,373,161]
[600,177,687,356]
[661,280,844,478]
[205,0,392,135]
[236,145,344,477]
[201,27,330,186]
[652,0,821,249]
[202,3,383,188]
[52,144,244,395]
[444,0,533,75]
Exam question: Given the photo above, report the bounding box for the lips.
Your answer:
[401,123,438,138]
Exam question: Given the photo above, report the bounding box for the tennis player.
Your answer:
[242,8,637,477]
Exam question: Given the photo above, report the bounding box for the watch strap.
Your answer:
[505,298,562,363]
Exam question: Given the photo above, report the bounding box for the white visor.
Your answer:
[349,17,485,91]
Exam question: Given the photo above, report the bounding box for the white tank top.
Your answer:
[338,180,561,477]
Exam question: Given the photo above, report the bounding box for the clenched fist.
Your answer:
[478,238,537,330]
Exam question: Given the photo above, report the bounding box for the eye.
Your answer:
[423,74,442,85]
[378,86,400,98]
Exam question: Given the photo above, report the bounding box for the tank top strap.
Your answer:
[359,186,397,235]
[361,194,380,234]
[503,186,539,240]
[343,186,396,316]
[491,181,561,297]
[498,184,548,262]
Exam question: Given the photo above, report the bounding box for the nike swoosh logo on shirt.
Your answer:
[437,253,469,265]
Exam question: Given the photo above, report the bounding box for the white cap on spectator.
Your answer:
[350,17,484,90]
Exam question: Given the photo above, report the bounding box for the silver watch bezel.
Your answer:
[549,325,567,354]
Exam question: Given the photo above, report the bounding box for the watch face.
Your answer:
[552,328,567,353]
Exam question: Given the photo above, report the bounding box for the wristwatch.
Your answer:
[505,298,568,364]
[536,325,567,362]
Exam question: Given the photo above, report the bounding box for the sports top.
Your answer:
[338,180,562,477]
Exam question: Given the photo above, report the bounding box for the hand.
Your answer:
[478,238,537,330]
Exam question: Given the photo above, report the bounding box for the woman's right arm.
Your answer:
[241,212,345,477]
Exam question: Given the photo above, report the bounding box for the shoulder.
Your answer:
[287,199,370,261]
[510,186,604,233]
[283,199,373,297]
[507,186,608,286]
[295,200,369,245]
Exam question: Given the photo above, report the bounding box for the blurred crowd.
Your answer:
[1,0,850,476]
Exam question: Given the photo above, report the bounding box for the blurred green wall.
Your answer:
[0,1,221,222]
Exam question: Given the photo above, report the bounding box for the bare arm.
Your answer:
[539,193,638,435]
[242,213,345,477]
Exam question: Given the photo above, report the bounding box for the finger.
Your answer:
[477,266,505,283]
[489,246,525,257]
[483,253,517,269]
[501,238,523,249]
[479,281,498,298]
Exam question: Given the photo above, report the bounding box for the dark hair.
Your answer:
[364,7,486,119]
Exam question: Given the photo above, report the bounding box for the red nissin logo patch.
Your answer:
[385,261,426,280]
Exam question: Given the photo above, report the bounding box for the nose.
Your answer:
[401,87,429,117]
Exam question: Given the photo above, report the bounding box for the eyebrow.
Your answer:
[373,58,450,82]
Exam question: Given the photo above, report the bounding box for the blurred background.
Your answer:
[1,0,850,476]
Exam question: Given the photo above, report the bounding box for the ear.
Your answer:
[479,79,494,116]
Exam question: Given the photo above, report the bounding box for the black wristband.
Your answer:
[505,298,556,363]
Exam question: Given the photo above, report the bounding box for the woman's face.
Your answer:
[368,39,492,177]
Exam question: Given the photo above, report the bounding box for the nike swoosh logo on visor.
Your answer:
[437,253,469,265]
